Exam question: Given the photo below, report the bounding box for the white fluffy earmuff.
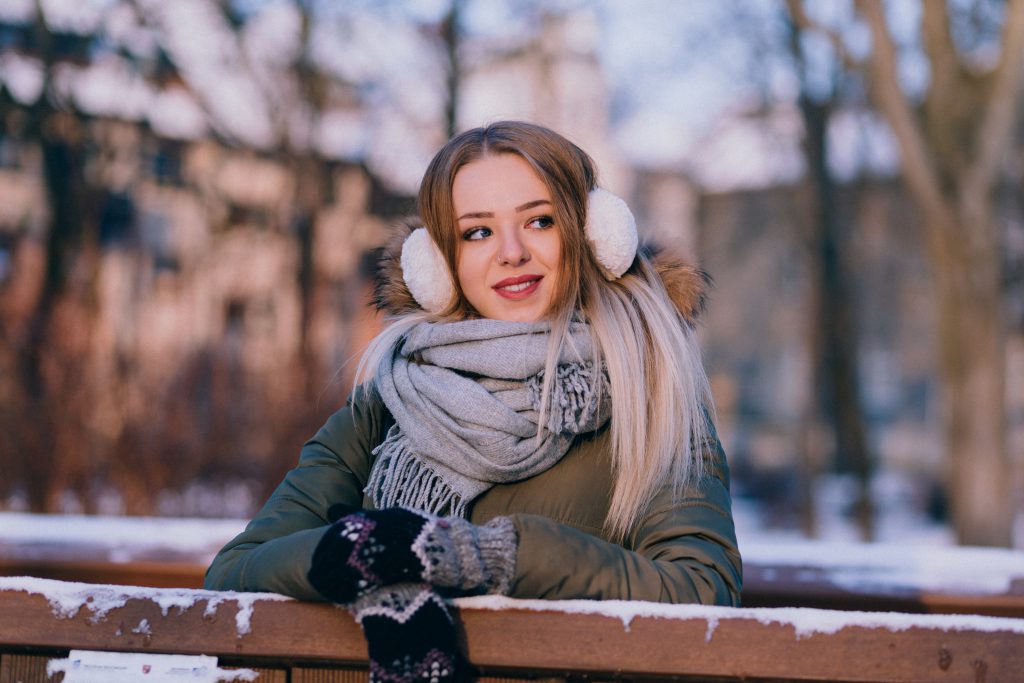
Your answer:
[400,188,638,312]
[400,227,454,314]
[585,188,638,279]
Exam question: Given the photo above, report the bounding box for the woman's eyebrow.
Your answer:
[515,199,551,212]
[457,199,551,221]
[457,211,493,220]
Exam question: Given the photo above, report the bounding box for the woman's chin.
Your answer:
[472,294,552,322]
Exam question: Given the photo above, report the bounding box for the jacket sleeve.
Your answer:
[507,436,742,606]
[203,389,387,600]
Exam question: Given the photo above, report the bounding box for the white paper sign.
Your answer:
[47,650,257,682]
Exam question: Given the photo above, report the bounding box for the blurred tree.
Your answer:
[0,0,350,512]
[440,0,464,139]
[785,1,875,541]
[1,0,578,514]
[789,0,1024,545]
[4,7,99,512]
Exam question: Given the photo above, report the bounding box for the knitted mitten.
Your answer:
[352,583,471,683]
[308,505,517,604]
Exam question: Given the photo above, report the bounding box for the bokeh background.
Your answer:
[1,0,1022,549]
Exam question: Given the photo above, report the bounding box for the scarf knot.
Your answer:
[527,361,608,435]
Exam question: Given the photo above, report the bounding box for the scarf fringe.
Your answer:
[368,426,468,517]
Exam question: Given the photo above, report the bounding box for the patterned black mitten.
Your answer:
[353,583,471,683]
[310,506,434,604]
[309,505,517,604]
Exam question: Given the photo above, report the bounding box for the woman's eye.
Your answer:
[462,227,491,241]
[528,216,554,230]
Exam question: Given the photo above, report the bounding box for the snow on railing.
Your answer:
[2,575,1024,682]
[0,577,290,637]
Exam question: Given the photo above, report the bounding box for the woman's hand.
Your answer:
[308,505,517,604]
[309,506,437,604]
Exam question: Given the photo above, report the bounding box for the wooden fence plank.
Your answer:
[0,654,58,683]
[226,667,287,682]
[289,669,549,682]
[456,605,1022,682]
[743,564,1024,618]
[0,590,366,661]
[0,557,208,590]
[292,668,367,683]
[2,584,1023,682]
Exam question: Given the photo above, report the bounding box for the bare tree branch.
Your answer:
[966,0,1024,197]
[854,0,949,233]
[917,0,962,162]
[785,0,863,72]
[920,0,960,127]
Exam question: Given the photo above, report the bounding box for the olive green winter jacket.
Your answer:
[204,387,742,605]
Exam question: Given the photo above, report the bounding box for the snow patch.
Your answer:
[46,650,259,682]
[0,512,246,561]
[743,540,1024,596]
[0,576,292,637]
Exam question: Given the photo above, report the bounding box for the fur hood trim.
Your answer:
[372,219,710,324]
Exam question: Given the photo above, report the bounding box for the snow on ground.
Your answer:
[2,510,1022,599]
[741,538,1024,596]
[0,512,247,563]
[730,493,1024,597]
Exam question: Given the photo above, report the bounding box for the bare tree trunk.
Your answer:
[802,98,875,540]
[440,0,462,139]
[291,156,321,395]
[797,276,822,538]
[852,0,1024,545]
[786,5,875,539]
[937,225,1010,544]
[19,14,95,510]
[291,3,327,397]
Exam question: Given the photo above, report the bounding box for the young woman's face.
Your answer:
[452,154,562,322]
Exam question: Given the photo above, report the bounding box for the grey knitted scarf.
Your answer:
[367,318,610,517]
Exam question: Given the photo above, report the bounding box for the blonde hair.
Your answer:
[358,121,712,540]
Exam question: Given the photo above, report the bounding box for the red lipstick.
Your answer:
[492,274,543,299]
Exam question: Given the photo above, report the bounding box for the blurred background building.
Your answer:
[0,0,1022,548]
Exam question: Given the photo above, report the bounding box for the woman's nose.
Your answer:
[497,229,529,266]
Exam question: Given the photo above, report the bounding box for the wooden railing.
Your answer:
[4,516,1024,681]
[742,560,1024,618]
[0,554,209,590]
[2,577,1023,683]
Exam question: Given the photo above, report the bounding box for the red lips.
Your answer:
[492,274,543,299]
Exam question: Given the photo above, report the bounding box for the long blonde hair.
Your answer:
[358,121,712,540]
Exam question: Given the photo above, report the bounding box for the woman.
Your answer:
[206,121,741,682]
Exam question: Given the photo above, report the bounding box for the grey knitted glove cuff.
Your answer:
[415,515,518,595]
[475,516,518,594]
